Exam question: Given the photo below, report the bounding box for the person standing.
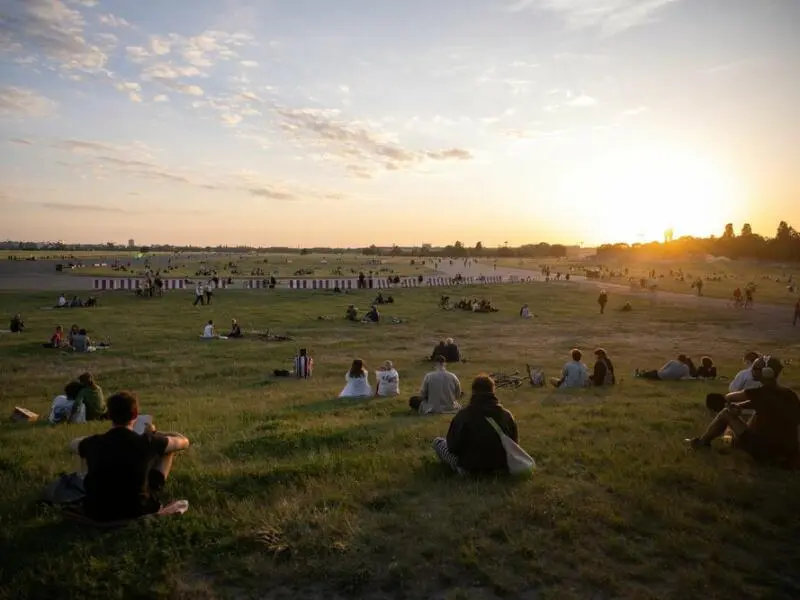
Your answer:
[598,289,608,314]
[204,281,213,305]
[193,283,204,306]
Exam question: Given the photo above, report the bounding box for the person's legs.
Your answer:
[433,437,462,473]
[695,408,747,446]
[639,370,660,380]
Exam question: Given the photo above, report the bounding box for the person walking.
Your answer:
[193,283,204,306]
[598,289,608,314]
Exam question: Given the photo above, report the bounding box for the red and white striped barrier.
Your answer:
[93,278,229,291]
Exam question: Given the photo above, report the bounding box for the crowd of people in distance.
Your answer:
[57,293,97,308]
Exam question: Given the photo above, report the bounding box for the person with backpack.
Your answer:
[589,348,616,386]
[433,374,519,475]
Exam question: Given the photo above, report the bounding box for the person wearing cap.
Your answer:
[375,360,400,397]
[687,356,800,468]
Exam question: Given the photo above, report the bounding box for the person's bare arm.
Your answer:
[163,433,190,453]
[69,437,86,454]
[725,390,751,406]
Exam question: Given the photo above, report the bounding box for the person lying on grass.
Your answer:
[636,354,694,381]
[70,372,107,422]
[9,314,24,333]
[69,391,190,522]
[549,349,590,388]
[410,355,462,415]
[339,359,373,398]
[688,357,800,469]
[433,374,519,476]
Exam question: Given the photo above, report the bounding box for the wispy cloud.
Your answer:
[508,0,681,36]
[0,86,57,117]
[97,13,131,28]
[276,108,473,175]
[7,137,35,145]
[38,201,127,213]
[567,94,598,107]
[0,0,108,70]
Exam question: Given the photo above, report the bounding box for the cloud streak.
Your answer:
[508,0,681,36]
[0,86,57,117]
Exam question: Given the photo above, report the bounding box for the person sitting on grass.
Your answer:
[376,360,400,397]
[345,305,359,322]
[728,351,762,392]
[520,304,532,319]
[294,348,314,378]
[549,349,589,388]
[70,328,92,352]
[410,355,462,415]
[687,357,800,469]
[339,359,373,398]
[636,354,693,381]
[44,325,65,348]
[695,356,718,379]
[9,314,24,333]
[433,374,518,475]
[57,293,67,308]
[69,295,83,308]
[430,339,447,361]
[70,372,107,422]
[228,319,243,338]
[443,338,461,363]
[67,324,80,347]
[619,302,633,312]
[69,391,191,522]
[794,298,800,326]
[363,305,380,323]
[589,348,615,386]
[201,320,216,339]
[49,380,86,424]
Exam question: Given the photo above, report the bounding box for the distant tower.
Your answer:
[664,229,674,243]
[128,238,135,248]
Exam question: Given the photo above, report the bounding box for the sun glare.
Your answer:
[557,147,741,244]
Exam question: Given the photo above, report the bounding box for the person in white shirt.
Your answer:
[549,349,589,388]
[729,351,762,392]
[57,294,67,308]
[193,283,205,306]
[201,320,216,339]
[520,304,532,319]
[376,361,400,397]
[339,359,373,398]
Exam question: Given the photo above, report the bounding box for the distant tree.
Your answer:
[454,241,464,250]
[140,246,151,254]
[723,223,735,239]
[740,223,752,237]
[475,241,483,251]
[300,248,309,255]
[776,220,794,241]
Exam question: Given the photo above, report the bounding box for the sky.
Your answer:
[1,0,799,248]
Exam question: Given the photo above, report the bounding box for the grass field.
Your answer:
[1,283,799,599]
[45,253,436,280]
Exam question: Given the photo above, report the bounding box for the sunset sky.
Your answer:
[1,0,798,247]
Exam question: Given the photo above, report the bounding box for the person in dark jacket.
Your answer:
[430,339,447,361]
[695,356,717,379]
[9,314,24,333]
[443,338,461,363]
[589,348,615,386]
[433,374,518,475]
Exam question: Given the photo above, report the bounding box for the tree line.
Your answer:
[597,221,800,262]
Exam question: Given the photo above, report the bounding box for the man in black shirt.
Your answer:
[70,391,190,521]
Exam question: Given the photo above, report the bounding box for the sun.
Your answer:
[556,145,741,244]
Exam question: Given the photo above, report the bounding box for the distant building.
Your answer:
[128,239,135,248]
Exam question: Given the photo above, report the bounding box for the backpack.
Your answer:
[40,472,86,506]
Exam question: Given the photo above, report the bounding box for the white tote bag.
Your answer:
[486,418,536,475]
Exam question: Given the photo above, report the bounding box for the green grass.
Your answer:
[1,282,799,599]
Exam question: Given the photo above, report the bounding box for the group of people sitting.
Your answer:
[200,319,243,339]
[57,294,97,308]
[48,372,106,424]
[45,324,106,352]
[430,338,462,363]
[636,354,718,381]
[338,360,401,398]
[546,348,616,388]
[345,304,381,323]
